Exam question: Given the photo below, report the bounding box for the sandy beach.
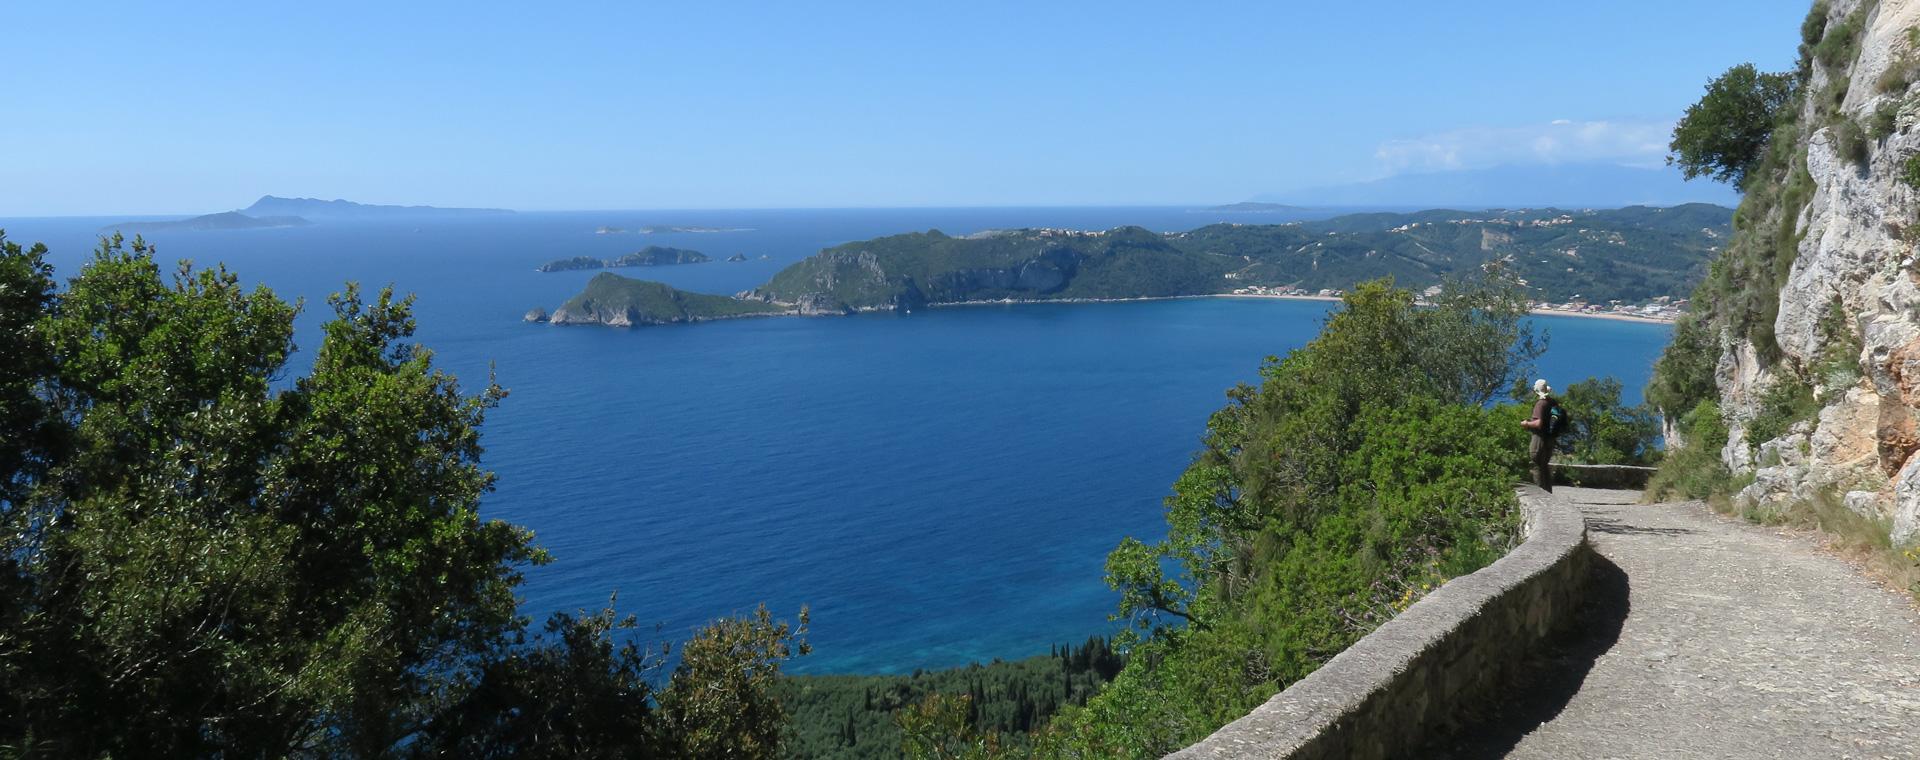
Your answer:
[1218,292,1679,324]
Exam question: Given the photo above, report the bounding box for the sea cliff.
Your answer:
[1653,0,1920,546]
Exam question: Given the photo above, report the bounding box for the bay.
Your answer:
[0,208,1671,674]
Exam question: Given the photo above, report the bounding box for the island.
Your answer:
[542,204,1733,327]
[240,196,512,218]
[1204,201,1312,213]
[548,273,793,326]
[640,225,747,233]
[99,211,312,233]
[724,253,748,262]
[536,246,712,272]
[596,226,628,234]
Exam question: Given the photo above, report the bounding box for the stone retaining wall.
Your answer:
[1553,463,1656,490]
[1164,484,1592,760]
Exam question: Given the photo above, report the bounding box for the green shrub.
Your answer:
[1802,2,1831,50]
[1871,98,1903,138]
[1813,6,1866,69]
[1747,377,1820,445]
[1557,377,1663,466]
[1057,276,1539,758]
[1835,117,1871,165]
[1901,153,1920,189]
[1646,400,1734,502]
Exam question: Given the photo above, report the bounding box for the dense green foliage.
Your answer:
[552,272,793,324]
[741,207,1728,312]
[1645,400,1735,502]
[1552,377,1662,466]
[0,233,808,758]
[1032,275,1539,758]
[779,639,1123,760]
[1668,63,1799,187]
[751,227,1233,310]
[539,246,712,272]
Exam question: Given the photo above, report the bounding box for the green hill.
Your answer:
[537,245,711,272]
[545,205,1732,327]
[548,273,790,326]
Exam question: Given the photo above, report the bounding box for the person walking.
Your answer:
[1521,379,1558,492]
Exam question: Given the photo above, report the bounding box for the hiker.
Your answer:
[1521,379,1559,492]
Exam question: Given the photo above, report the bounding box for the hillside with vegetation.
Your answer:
[549,271,792,325]
[538,245,712,272]
[736,207,1726,313]
[543,205,1729,326]
[0,234,810,757]
[1646,0,1920,598]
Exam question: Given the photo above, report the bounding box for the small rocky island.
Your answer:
[537,246,711,272]
[547,273,792,326]
[595,226,628,234]
[640,225,747,233]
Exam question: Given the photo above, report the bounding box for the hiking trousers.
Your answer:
[1530,434,1554,492]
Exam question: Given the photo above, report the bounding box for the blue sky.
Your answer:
[4,1,1809,215]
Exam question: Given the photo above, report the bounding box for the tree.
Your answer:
[1555,377,1662,466]
[1075,276,1538,757]
[1669,63,1798,188]
[0,234,809,758]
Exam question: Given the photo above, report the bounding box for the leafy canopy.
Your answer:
[1669,63,1798,188]
[0,233,807,759]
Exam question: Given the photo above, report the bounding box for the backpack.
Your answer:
[1546,401,1572,437]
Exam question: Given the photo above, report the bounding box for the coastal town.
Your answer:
[1227,283,1689,322]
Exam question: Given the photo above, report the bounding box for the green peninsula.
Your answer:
[541,204,1732,326]
[548,272,791,326]
[537,246,712,272]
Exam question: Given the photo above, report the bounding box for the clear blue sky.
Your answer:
[4,1,1811,215]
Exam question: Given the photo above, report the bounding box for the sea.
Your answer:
[0,207,1673,675]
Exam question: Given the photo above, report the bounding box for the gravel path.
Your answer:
[1432,487,1920,759]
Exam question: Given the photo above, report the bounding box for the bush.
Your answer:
[1646,400,1734,502]
[1556,377,1663,466]
[1747,377,1820,446]
[1053,276,1540,758]
[1812,6,1866,69]
[1870,99,1902,139]
[1835,117,1871,165]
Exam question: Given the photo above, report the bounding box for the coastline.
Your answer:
[542,291,1682,327]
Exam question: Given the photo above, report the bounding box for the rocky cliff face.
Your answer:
[1716,0,1920,545]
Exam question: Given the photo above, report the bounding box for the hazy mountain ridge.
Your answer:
[98,211,312,233]
[241,195,512,218]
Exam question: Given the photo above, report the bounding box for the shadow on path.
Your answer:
[1422,553,1631,759]
[1585,517,1697,537]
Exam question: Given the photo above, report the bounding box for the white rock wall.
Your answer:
[1728,0,1920,545]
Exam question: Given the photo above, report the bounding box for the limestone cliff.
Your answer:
[1686,0,1920,546]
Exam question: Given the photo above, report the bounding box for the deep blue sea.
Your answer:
[0,207,1672,674]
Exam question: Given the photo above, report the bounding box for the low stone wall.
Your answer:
[1164,485,1592,760]
[1553,463,1656,490]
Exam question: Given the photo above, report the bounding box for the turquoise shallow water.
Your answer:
[0,208,1671,674]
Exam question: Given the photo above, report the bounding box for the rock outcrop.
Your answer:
[1709,0,1920,546]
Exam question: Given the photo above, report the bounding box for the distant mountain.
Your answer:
[1255,163,1740,210]
[240,196,512,218]
[1203,202,1313,213]
[99,211,312,233]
